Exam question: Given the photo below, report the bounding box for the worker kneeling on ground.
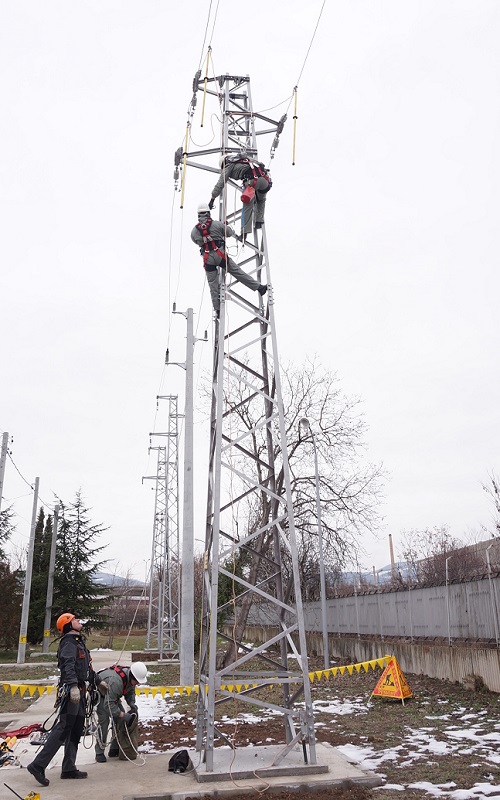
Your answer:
[94,661,147,762]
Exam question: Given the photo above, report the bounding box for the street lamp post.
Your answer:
[299,417,329,669]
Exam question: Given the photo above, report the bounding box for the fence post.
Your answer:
[377,587,384,642]
[354,585,360,640]
[445,557,452,646]
[486,545,500,646]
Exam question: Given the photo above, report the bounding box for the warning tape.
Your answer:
[1,656,391,699]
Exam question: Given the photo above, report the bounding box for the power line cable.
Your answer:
[6,452,61,514]
[197,1,214,71]
[294,0,327,88]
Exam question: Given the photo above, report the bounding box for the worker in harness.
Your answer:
[94,661,147,762]
[191,204,267,317]
[208,152,272,235]
[27,613,104,787]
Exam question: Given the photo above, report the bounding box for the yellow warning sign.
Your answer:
[371,656,412,703]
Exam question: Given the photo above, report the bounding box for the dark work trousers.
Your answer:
[204,253,260,314]
[241,175,269,234]
[95,693,120,756]
[31,693,85,774]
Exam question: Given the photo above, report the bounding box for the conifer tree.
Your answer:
[0,505,16,562]
[0,506,22,648]
[53,490,109,631]
[27,507,53,644]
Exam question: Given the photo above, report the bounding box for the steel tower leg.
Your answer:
[184,73,316,771]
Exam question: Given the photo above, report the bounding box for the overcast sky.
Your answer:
[1,1,499,581]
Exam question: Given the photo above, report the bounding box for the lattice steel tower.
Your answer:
[180,73,317,771]
[144,395,180,658]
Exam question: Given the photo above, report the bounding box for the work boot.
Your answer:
[255,221,263,229]
[61,769,88,779]
[258,284,268,296]
[108,748,119,758]
[27,763,49,786]
[95,753,107,763]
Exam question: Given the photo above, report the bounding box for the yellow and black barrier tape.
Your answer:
[1,655,391,699]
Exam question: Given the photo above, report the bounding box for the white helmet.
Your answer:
[129,661,148,684]
[197,203,210,215]
[219,154,227,168]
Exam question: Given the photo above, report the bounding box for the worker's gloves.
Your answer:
[69,685,80,704]
[208,197,215,210]
[122,711,136,728]
[98,681,109,694]
[129,703,138,715]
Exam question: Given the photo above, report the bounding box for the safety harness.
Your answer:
[233,158,271,190]
[111,665,129,693]
[196,217,226,267]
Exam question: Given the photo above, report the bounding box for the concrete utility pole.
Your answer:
[389,533,396,578]
[299,417,329,670]
[181,308,194,687]
[17,477,39,664]
[170,308,206,687]
[0,431,9,513]
[42,504,59,654]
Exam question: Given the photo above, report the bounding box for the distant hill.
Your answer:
[93,571,144,588]
[338,561,412,587]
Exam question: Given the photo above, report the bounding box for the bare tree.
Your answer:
[481,471,500,537]
[398,525,485,585]
[213,357,385,666]
[101,566,147,647]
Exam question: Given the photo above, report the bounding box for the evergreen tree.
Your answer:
[0,562,23,649]
[0,506,22,648]
[53,490,109,632]
[27,508,53,644]
[0,505,16,562]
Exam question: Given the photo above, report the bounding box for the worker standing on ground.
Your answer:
[191,204,267,317]
[208,152,271,235]
[27,613,103,787]
[94,661,147,762]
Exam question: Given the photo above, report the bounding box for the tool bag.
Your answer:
[241,184,255,203]
[168,749,190,773]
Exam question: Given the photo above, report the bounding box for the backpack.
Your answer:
[168,748,190,773]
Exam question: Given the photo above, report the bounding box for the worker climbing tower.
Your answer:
[179,73,317,771]
[143,395,180,659]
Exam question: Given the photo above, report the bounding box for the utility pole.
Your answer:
[17,477,39,664]
[180,72,317,772]
[42,504,59,654]
[180,308,194,688]
[389,533,396,579]
[0,432,9,513]
[170,307,206,687]
[299,417,329,670]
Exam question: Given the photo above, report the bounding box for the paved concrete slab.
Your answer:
[192,744,329,782]
[0,651,382,800]
[2,743,381,800]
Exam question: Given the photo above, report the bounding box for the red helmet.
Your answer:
[56,613,75,633]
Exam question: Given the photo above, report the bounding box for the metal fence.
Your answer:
[248,573,500,644]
